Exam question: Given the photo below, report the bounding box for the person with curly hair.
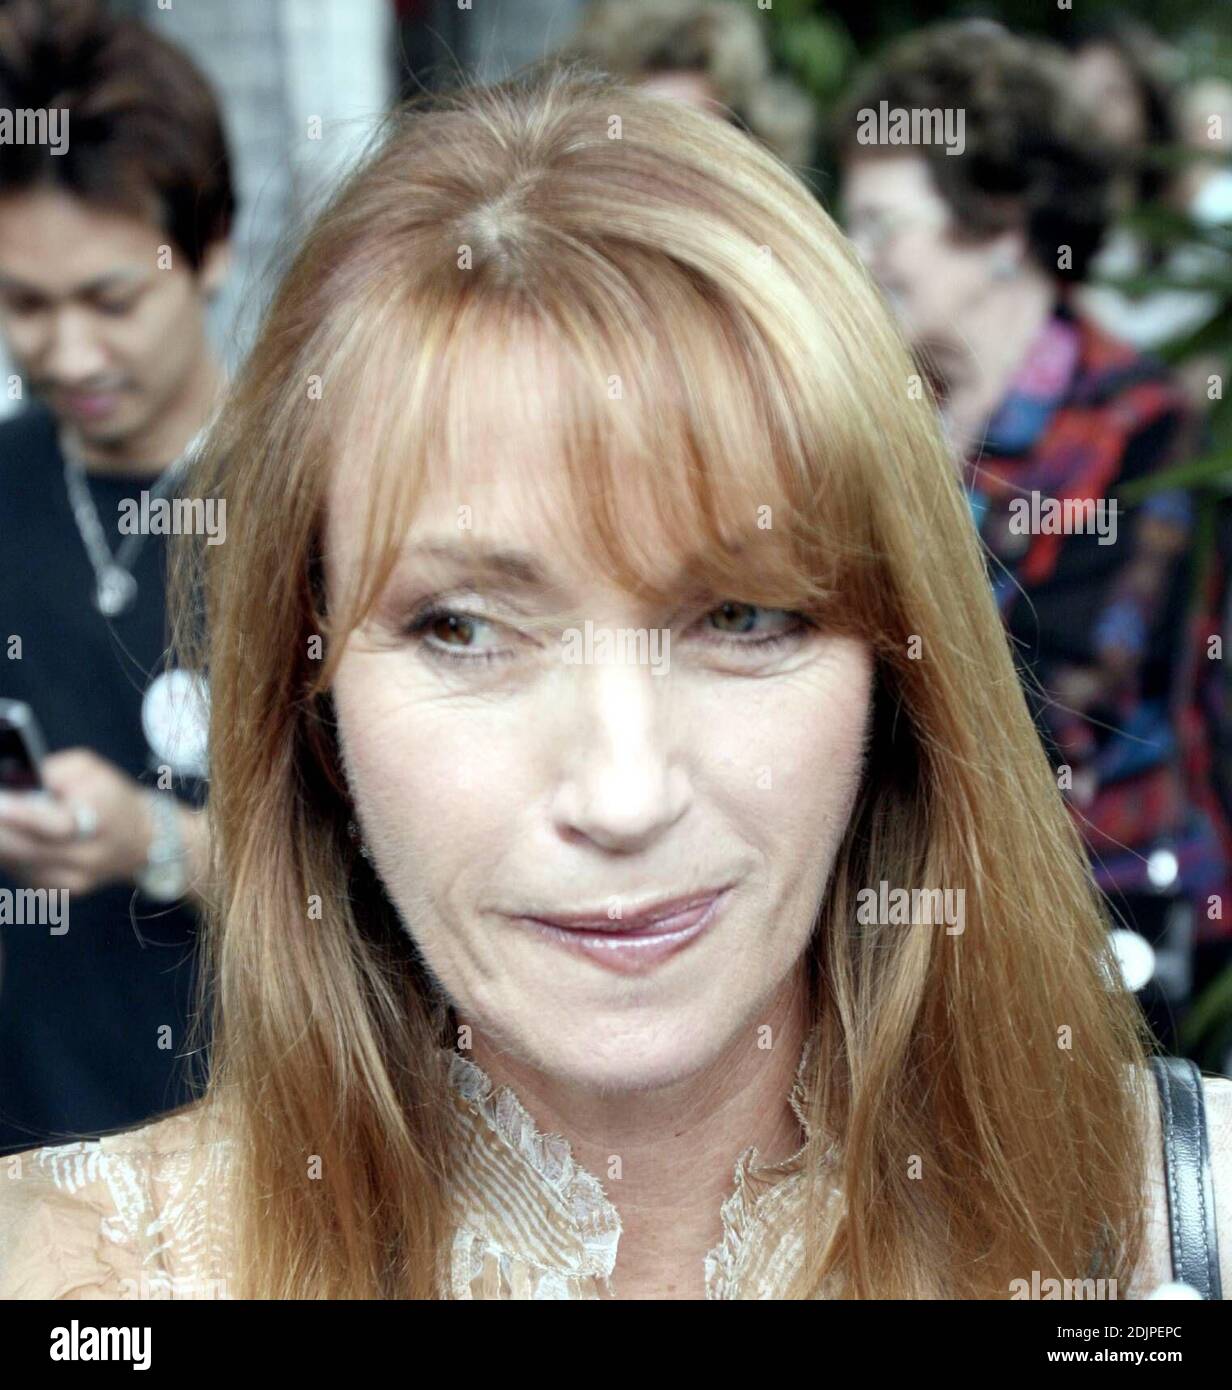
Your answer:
[835,20,1232,1053]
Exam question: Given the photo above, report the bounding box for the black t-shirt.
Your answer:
[0,402,210,1154]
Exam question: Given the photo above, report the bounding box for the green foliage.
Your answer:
[764,0,1232,55]
[775,13,854,104]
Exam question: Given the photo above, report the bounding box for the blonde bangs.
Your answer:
[314,232,888,692]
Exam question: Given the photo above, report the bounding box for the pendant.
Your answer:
[96,565,138,616]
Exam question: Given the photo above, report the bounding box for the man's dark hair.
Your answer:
[832,19,1114,285]
[0,0,235,270]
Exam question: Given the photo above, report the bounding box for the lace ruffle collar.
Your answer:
[442,1035,825,1296]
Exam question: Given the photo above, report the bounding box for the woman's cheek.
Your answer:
[708,641,872,814]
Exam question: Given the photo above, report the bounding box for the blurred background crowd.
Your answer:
[0,0,1230,1153]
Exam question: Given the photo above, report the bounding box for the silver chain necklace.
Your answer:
[61,426,204,617]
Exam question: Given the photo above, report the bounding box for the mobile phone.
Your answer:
[0,699,47,791]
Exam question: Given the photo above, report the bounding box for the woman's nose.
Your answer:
[549,662,690,854]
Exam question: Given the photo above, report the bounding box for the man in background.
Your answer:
[0,0,231,1151]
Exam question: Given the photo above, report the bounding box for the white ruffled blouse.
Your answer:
[0,1039,832,1299]
[3,1045,1226,1298]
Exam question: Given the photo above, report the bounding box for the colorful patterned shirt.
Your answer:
[964,295,1232,940]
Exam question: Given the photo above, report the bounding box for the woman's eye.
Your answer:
[701,602,808,648]
[707,601,762,634]
[426,612,476,646]
[403,606,513,664]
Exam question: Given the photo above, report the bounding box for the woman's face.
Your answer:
[841,152,1005,348]
[324,334,874,1093]
[1072,43,1147,149]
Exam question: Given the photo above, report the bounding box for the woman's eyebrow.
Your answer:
[400,538,754,598]
[401,541,559,593]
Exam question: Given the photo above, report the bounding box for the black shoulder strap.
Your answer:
[1148,1055,1223,1299]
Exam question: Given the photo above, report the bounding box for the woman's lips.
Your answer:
[508,888,730,975]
